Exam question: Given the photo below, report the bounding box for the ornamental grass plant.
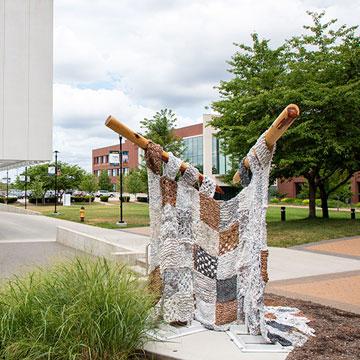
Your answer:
[0,258,157,359]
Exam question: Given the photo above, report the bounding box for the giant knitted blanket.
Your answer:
[146,133,273,336]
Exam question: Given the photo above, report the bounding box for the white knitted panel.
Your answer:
[194,298,216,327]
[217,249,237,280]
[195,221,219,257]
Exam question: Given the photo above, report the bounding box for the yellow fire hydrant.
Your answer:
[80,206,85,222]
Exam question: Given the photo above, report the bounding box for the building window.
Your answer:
[108,169,112,176]
[183,136,203,170]
[212,136,230,175]
[112,169,117,176]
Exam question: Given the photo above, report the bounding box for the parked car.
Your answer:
[96,190,115,198]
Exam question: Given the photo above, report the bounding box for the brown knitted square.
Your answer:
[148,266,163,303]
[145,142,163,175]
[219,223,239,255]
[215,299,237,325]
[200,193,220,231]
[160,176,177,206]
[261,249,269,283]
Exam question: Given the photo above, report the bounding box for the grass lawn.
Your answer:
[266,206,360,247]
[24,202,149,229]
[20,202,359,247]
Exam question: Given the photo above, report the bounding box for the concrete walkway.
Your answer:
[267,236,360,314]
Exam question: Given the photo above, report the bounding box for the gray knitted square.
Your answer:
[216,275,237,303]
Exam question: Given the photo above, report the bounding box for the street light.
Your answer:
[24,166,28,210]
[117,135,127,227]
[54,150,59,214]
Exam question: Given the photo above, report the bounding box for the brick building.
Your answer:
[92,115,230,190]
[277,173,360,204]
[92,141,139,186]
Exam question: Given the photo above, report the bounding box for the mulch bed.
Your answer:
[265,293,360,360]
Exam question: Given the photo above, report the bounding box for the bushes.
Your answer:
[0,197,17,204]
[280,197,295,203]
[71,195,95,203]
[100,195,109,202]
[0,258,157,360]
[302,199,310,205]
[269,198,280,203]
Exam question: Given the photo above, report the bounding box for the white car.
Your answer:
[96,190,115,198]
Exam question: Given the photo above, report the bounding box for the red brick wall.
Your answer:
[351,171,360,204]
[92,140,139,185]
[173,123,202,138]
[277,176,305,198]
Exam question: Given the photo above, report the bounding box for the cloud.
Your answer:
[51,0,359,171]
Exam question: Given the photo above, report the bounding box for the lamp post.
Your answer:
[24,166,28,210]
[6,169,9,204]
[117,135,127,226]
[54,150,59,214]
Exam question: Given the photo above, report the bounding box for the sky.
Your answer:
[6,0,360,179]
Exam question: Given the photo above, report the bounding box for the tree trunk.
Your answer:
[308,178,317,219]
[318,183,329,219]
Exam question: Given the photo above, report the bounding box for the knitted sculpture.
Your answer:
[146,132,274,337]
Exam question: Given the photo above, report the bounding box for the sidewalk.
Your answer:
[266,236,360,314]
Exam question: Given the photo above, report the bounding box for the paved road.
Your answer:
[0,211,148,281]
[0,212,56,241]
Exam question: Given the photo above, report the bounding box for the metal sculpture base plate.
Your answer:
[226,324,293,353]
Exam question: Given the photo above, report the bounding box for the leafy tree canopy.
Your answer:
[98,170,113,191]
[211,11,360,218]
[141,109,185,157]
[14,162,86,196]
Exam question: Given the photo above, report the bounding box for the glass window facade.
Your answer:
[212,136,230,175]
[183,136,203,170]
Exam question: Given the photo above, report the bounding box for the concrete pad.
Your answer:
[144,330,289,360]
[268,247,360,282]
[302,237,360,258]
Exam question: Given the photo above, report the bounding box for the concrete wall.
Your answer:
[0,0,53,167]
[56,226,143,265]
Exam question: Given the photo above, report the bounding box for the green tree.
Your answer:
[141,109,184,157]
[98,170,113,191]
[15,162,86,198]
[31,176,44,206]
[211,11,360,219]
[124,169,147,197]
[80,174,98,203]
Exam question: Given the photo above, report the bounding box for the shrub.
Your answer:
[0,197,17,204]
[280,197,294,203]
[269,198,279,203]
[100,195,109,202]
[302,199,310,205]
[71,195,95,203]
[0,258,157,359]
[354,202,360,208]
[136,196,148,203]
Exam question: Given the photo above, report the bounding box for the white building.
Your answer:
[0,0,53,171]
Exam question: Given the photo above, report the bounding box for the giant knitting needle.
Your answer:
[105,115,225,194]
[232,104,300,184]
